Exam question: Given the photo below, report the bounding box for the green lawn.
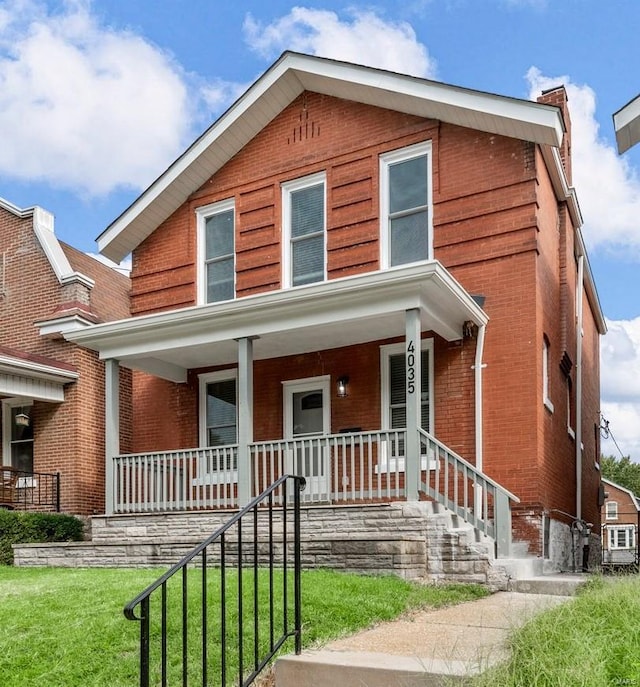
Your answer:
[0,567,486,687]
[473,575,640,687]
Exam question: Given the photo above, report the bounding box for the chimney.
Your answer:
[537,86,572,184]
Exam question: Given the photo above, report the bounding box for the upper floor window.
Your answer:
[282,172,326,288]
[380,142,432,268]
[606,501,618,520]
[197,199,235,304]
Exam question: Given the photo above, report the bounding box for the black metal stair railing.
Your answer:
[124,474,306,687]
[0,466,60,512]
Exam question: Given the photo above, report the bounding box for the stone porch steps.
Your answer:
[13,501,509,586]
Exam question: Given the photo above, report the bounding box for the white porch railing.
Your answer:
[251,429,407,504]
[111,429,519,557]
[112,446,239,513]
[419,428,519,557]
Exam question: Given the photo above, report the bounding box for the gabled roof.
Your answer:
[97,51,566,263]
[602,478,640,512]
[613,94,640,154]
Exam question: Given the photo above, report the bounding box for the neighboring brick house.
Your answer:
[68,52,606,569]
[601,478,639,566]
[0,197,130,515]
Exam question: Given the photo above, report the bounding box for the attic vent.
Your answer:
[288,108,320,144]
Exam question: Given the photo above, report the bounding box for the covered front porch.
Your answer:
[68,262,517,555]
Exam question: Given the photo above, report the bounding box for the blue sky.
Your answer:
[2,0,640,459]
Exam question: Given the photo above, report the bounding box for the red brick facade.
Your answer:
[0,202,130,514]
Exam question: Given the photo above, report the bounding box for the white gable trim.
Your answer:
[97,51,566,264]
[614,93,640,154]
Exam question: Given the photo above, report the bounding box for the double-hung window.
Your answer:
[380,142,432,268]
[198,371,238,482]
[380,340,434,470]
[197,199,235,304]
[282,172,326,287]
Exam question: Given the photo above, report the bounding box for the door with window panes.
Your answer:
[283,378,330,501]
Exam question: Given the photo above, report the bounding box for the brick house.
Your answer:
[0,197,130,515]
[67,52,606,572]
[601,478,639,566]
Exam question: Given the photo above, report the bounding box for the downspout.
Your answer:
[474,324,486,519]
[474,323,486,473]
[575,255,584,520]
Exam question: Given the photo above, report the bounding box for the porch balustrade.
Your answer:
[111,428,518,557]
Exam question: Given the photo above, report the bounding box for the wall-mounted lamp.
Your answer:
[15,411,30,428]
[336,376,349,398]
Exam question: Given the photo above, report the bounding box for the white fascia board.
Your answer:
[0,374,66,402]
[97,51,565,263]
[0,354,79,384]
[65,262,486,359]
[36,313,98,337]
[613,94,640,154]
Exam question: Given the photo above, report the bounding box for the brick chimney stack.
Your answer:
[537,86,572,184]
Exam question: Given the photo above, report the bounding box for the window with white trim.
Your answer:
[606,501,618,520]
[2,401,34,475]
[282,172,326,288]
[608,525,635,550]
[198,371,238,481]
[380,142,432,268]
[197,199,235,304]
[543,335,554,412]
[380,340,434,470]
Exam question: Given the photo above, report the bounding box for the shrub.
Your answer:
[0,510,84,565]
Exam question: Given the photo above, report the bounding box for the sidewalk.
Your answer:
[275,578,585,687]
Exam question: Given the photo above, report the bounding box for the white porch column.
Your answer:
[237,337,254,505]
[405,308,421,501]
[104,358,120,516]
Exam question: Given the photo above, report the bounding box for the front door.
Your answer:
[283,376,330,501]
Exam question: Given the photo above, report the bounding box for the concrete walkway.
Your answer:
[276,575,586,687]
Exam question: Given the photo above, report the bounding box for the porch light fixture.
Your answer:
[336,376,349,398]
[15,411,30,428]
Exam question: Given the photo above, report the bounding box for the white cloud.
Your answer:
[600,317,640,459]
[527,67,640,257]
[243,7,436,78]
[0,0,193,195]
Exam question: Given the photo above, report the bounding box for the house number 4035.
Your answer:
[407,340,416,394]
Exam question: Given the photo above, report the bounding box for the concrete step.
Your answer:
[508,573,589,596]
[275,650,483,687]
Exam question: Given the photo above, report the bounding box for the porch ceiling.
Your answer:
[66,262,488,383]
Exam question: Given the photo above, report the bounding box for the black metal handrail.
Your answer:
[124,474,306,687]
[0,466,60,512]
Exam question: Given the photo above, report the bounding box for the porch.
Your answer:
[108,427,517,557]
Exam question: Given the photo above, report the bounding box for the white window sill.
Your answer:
[567,426,575,440]
[544,398,554,413]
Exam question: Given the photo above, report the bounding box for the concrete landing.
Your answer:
[508,572,588,596]
[275,589,576,687]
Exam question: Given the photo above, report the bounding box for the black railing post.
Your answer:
[55,472,61,512]
[294,477,304,655]
[140,597,150,687]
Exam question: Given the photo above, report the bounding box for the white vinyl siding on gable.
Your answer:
[197,199,235,304]
[282,172,326,288]
[380,142,432,268]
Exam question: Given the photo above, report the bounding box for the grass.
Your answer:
[473,575,640,687]
[0,566,486,687]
